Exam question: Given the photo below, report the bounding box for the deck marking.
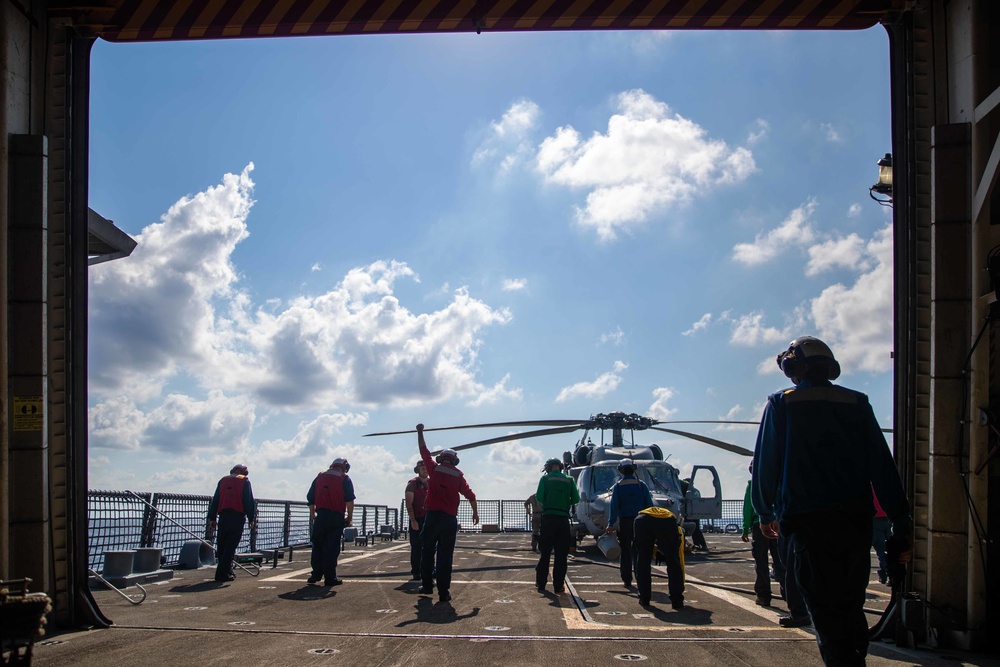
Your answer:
[262,542,410,581]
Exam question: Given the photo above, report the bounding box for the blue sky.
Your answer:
[87,28,895,509]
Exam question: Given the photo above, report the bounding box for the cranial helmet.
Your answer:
[436,449,460,465]
[331,457,351,472]
[618,458,636,474]
[231,464,249,475]
[544,458,563,472]
[414,461,426,474]
[776,336,841,381]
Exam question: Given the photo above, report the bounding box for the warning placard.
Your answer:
[13,396,44,432]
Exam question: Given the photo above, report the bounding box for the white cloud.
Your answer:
[741,223,893,377]
[555,360,628,402]
[502,278,528,291]
[648,386,678,420]
[90,390,256,453]
[848,203,862,218]
[256,413,371,470]
[805,233,867,276]
[747,119,770,145]
[311,263,321,272]
[89,164,255,401]
[486,439,544,466]
[811,224,893,373]
[599,326,625,346]
[89,166,518,414]
[820,122,843,143]
[682,313,712,336]
[467,373,523,407]
[729,312,795,347]
[472,100,541,172]
[732,199,818,266]
[535,89,756,242]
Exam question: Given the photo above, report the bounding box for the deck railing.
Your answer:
[87,490,399,571]
[89,490,745,570]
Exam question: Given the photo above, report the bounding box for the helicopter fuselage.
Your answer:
[567,448,723,544]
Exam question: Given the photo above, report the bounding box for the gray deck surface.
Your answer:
[32,532,996,667]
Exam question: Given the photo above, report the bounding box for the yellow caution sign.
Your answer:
[13,395,44,432]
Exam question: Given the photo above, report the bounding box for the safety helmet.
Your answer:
[230,464,248,475]
[617,458,636,474]
[330,457,351,472]
[544,458,563,472]
[776,336,841,381]
[436,449,460,465]
[414,461,426,474]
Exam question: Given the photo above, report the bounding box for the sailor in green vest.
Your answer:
[534,458,580,594]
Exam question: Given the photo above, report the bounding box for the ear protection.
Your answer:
[776,336,841,381]
[414,462,426,474]
[543,458,563,472]
[231,464,248,475]
[436,449,460,465]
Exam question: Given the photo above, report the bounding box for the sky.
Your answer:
[87,27,895,510]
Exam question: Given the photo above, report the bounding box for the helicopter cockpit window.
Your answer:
[590,466,619,495]
[641,464,682,495]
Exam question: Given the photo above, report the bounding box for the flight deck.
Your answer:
[31,532,992,667]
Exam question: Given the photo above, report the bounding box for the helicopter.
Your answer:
[365,411,755,556]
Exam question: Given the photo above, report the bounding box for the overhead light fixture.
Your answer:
[869,153,893,206]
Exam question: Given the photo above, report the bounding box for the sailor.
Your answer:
[741,461,783,607]
[606,458,653,588]
[534,458,580,594]
[405,460,429,580]
[632,505,685,608]
[416,424,479,602]
[523,493,542,552]
[306,458,355,586]
[753,336,913,666]
[207,464,257,582]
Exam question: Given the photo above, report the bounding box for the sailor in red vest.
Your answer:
[207,464,257,582]
[416,423,478,602]
[405,460,429,579]
[306,458,356,586]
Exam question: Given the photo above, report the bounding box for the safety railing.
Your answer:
[90,490,743,569]
[88,490,400,571]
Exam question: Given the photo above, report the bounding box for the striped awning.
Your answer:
[51,0,905,42]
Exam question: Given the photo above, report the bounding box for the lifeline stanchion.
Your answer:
[87,569,147,605]
[125,490,260,577]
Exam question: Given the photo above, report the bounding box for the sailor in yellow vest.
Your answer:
[632,506,685,609]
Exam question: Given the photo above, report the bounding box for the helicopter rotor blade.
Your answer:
[443,425,587,452]
[652,420,760,426]
[364,419,586,437]
[649,427,753,456]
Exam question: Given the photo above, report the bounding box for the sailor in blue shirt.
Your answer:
[606,459,654,589]
[752,336,913,667]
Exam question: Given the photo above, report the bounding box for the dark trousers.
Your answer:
[535,514,572,590]
[409,515,426,577]
[872,516,891,580]
[421,510,458,594]
[783,511,873,667]
[691,519,707,549]
[215,510,245,580]
[751,523,781,602]
[633,513,684,604]
[616,515,637,584]
[310,510,345,583]
[778,531,808,617]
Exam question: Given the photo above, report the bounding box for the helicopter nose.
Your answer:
[590,498,607,514]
